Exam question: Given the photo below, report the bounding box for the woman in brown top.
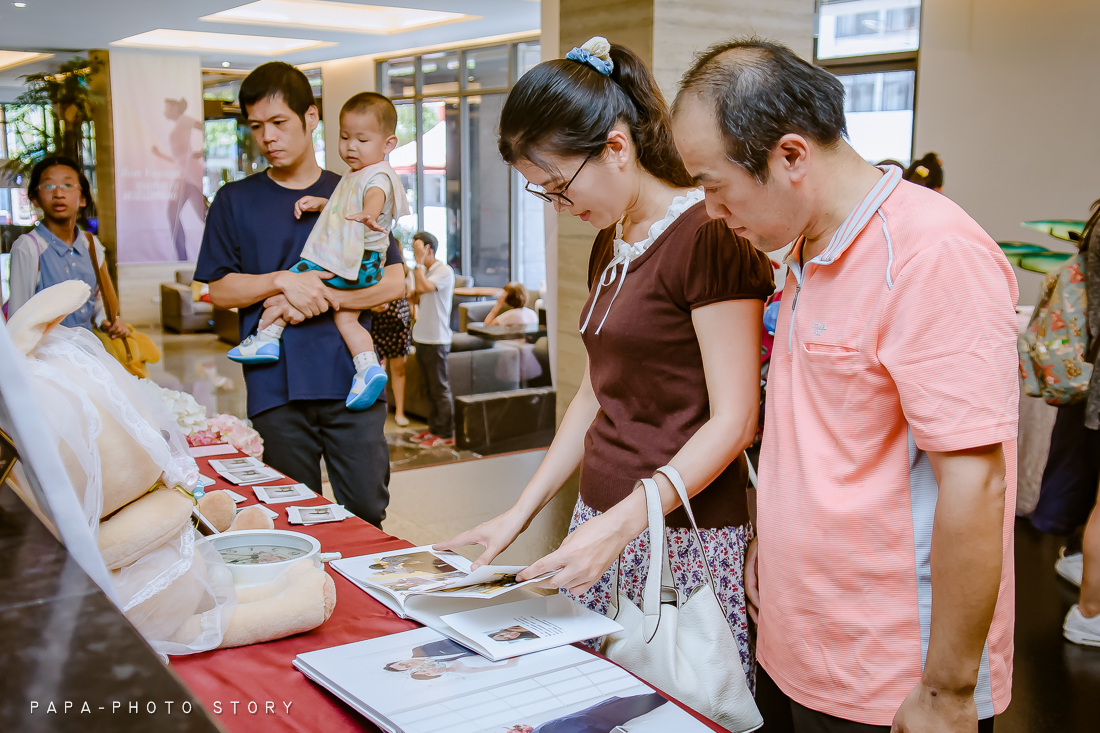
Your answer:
[438,38,774,683]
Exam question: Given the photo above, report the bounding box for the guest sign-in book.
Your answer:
[294,627,712,733]
[330,547,621,660]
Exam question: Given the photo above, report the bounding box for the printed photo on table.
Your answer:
[488,625,541,643]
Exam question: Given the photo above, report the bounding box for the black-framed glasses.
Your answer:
[524,153,594,207]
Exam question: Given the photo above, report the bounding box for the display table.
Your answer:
[466,323,546,343]
[172,447,724,732]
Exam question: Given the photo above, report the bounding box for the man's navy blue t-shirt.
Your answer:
[194,170,401,418]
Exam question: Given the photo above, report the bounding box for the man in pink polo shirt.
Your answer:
[672,40,1018,732]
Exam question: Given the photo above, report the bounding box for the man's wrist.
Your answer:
[919,674,977,698]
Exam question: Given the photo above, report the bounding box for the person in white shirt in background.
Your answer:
[484,281,538,327]
[408,231,456,448]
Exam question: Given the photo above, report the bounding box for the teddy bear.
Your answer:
[5,280,336,655]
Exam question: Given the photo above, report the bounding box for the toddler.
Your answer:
[229,92,409,411]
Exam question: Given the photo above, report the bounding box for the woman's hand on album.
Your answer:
[433,508,530,571]
[517,510,630,596]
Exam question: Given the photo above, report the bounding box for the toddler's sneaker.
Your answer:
[1056,550,1084,587]
[1064,604,1100,647]
[228,333,280,364]
[346,364,388,411]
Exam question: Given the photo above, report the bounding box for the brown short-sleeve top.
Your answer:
[579,199,775,529]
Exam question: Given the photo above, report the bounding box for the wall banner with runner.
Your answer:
[110,50,205,263]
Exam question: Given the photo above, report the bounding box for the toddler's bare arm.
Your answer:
[344,187,388,232]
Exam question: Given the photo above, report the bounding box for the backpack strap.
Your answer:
[26,228,49,257]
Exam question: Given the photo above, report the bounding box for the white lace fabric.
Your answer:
[580,188,705,335]
[18,324,234,658]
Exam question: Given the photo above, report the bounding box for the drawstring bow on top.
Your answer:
[579,189,705,336]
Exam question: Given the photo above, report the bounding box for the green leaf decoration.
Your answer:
[997,242,1049,267]
[1020,219,1086,242]
[1018,251,1073,274]
[998,241,1049,254]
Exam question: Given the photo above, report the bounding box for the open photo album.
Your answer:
[330,547,621,660]
[294,626,714,733]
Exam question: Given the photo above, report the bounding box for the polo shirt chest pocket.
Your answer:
[801,341,863,373]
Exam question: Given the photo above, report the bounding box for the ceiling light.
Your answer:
[12,2,27,7]
[111,29,335,56]
[0,50,54,72]
[201,1,477,36]
[222,61,231,67]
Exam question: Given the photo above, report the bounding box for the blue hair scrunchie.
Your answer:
[565,47,613,76]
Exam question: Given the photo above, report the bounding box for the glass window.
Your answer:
[421,98,461,268]
[4,104,51,159]
[514,170,545,291]
[516,41,541,81]
[376,39,540,286]
[839,70,915,165]
[465,45,509,90]
[818,0,921,60]
[312,120,325,168]
[0,187,11,226]
[390,101,419,247]
[467,94,511,288]
[203,119,239,199]
[381,56,416,99]
[421,51,459,96]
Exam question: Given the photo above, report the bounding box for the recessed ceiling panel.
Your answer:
[0,50,55,72]
[201,1,478,35]
[111,29,336,56]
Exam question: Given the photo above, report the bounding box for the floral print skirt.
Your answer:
[563,496,756,690]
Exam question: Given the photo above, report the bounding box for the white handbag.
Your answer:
[600,466,763,733]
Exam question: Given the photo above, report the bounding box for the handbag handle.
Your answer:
[654,465,717,591]
[637,477,667,642]
[607,478,668,641]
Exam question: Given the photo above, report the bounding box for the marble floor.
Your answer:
[140,328,479,470]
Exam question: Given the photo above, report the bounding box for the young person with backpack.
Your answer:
[1027,200,1100,646]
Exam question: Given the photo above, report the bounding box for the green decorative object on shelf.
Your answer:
[1021,219,1086,242]
[1018,251,1073,274]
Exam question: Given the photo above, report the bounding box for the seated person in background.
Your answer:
[904,151,945,191]
[229,91,409,412]
[483,281,538,327]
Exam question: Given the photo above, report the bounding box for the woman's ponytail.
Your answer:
[499,40,693,189]
[606,44,694,188]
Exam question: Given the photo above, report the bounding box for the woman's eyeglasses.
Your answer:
[40,183,77,192]
[524,153,594,208]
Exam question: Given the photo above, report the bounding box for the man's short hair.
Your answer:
[414,231,438,252]
[674,38,847,183]
[239,61,316,123]
[341,92,398,136]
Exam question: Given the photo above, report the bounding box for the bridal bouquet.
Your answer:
[140,379,263,459]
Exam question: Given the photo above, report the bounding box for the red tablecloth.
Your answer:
[171,446,725,732]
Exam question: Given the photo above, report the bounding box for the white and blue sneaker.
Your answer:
[346,364,388,410]
[228,333,280,364]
